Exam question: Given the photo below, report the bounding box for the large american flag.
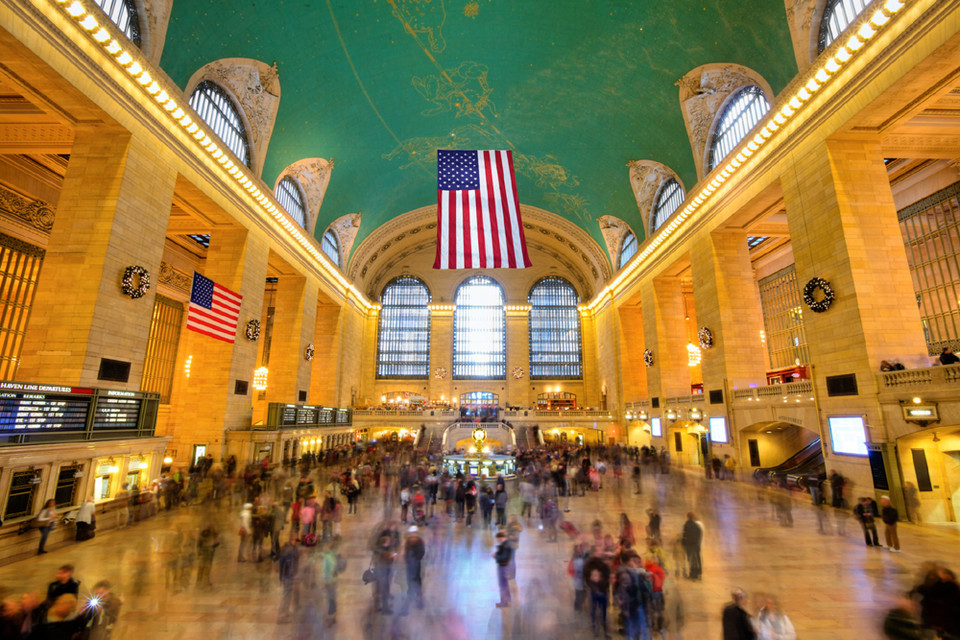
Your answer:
[434,149,531,269]
[186,272,242,343]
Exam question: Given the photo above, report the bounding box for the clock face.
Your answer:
[473,427,486,442]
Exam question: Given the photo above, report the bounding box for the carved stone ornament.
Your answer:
[783,0,818,71]
[434,367,447,379]
[279,157,335,234]
[0,183,56,232]
[643,349,654,367]
[304,343,315,361]
[512,367,524,379]
[158,261,191,293]
[676,64,768,177]
[626,159,681,238]
[328,212,361,267]
[597,215,631,267]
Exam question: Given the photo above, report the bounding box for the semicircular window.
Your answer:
[707,85,770,171]
[651,179,685,232]
[618,232,638,270]
[818,0,871,53]
[321,230,339,267]
[275,177,308,228]
[188,80,251,167]
[528,277,582,379]
[453,275,505,379]
[377,276,431,379]
[93,0,140,46]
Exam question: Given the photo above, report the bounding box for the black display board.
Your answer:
[93,396,142,429]
[868,447,889,491]
[0,390,91,431]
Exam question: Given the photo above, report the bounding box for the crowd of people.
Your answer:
[4,439,958,638]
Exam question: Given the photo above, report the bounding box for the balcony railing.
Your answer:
[877,364,960,389]
[502,409,613,418]
[352,409,458,418]
[731,380,814,403]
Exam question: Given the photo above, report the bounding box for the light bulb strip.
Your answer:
[50,0,378,312]
[583,0,909,314]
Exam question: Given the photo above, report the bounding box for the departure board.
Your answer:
[296,406,318,425]
[93,396,142,430]
[280,405,298,426]
[0,392,91,432]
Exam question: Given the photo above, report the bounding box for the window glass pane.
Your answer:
[377,276,431,378]
[708,86,770,171]
[453,276,505,379]
[619,232,638,269]
[528,277,582,379]
[652,179,685,231]
[275,177,308,228]
[188,80,251,167]
[819,0,871,52]
[92,0,140,46]
[758,264,810,368]
[322,231,339,267]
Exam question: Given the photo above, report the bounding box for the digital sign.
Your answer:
[709,416,728,443]
[829,416,868,456]
[93,396,142,430]
[650,417,662,438]
[0,392,91,432]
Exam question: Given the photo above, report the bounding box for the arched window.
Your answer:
[275,177,308,228]
[453,276,505,379]
[188,80,251,167]
[618,232,638,270]
[818,0,871,53]
[321,230,340,267]
[93,0,140,46]
[707,85,770,171]
[377,276,431,378]
[528,277,582,379]
[651,179,685,232]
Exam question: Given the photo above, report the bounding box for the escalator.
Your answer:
[753,439,824,489]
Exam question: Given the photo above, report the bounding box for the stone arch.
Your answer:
[274,158,336,236]
[186,58,281,177]
[625,159,685,239]
[675,64,775,181]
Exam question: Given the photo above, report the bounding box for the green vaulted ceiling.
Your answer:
[160,1,797,263]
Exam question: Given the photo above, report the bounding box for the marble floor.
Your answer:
[3,468,958,640]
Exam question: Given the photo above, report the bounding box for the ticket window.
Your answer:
[94,462,114,502]
[126,458,141,491]
[192,444,207,466]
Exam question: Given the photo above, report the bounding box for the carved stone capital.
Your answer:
[0,183,56,232]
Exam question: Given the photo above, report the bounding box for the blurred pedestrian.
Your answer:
[196,524,219,587]
[402,525,425,613]
[277,543,300,619]
[681,512,702,580]
[756,595,795,640]
[35,500,56,555]
[880,496,901,552]
[722,588,756,640]
[80,580,121,640]
[493,530,513,608]
[854,496,880,547]
[584,546,611,637]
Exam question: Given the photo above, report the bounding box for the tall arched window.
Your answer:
[453,276,505,379]
[321,230,340,267]
[818,0,871,52]
[93,0,140,46]
[188,80,251,167]
[529,277,582,379]
[707,85,770,171]
[651,179,685,232]
[618,232,638,270]
[377,276,431,378]
[275,177,308,228]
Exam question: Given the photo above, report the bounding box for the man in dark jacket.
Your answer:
[402,526,426,613]
[681,512,702,580]
[492,531,513,608]
[722,588,757,640]
[880,496,901,551]
[45,565,79,605]
[278,543,300,618]
[854,496,881,547]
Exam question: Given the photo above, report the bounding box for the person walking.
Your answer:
[756,595,796,640]
[196,524,220,587]
[319,539,342,624]
[495,486,508,527]
[402,525,425,613]
[237,503,253,562]
[584,546,612,638]
[722,587,757,640]
[681,512,703,580]
[372,526,399,614]
[493,530,513,608]
[277,542,300,619]
[880,496,901,552]
[35,500,57,555]
[828,470,845,508]
[75,499,96,542]
[853,496,881,547]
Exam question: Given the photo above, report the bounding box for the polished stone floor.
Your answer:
[3,467,958,639]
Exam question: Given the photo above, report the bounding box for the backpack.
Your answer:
[335,553,347,575]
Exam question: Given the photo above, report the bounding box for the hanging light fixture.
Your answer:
[687,343,702,366]
[253,366,269,391]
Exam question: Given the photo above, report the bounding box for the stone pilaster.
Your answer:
[640,277,690,400]
[264,275,316,408]
[618,306,647,402]
[505,306,530,407]
[428,306,454,404]
[310,303,342,406]
[165,227,269,464]
[18,127,176,386]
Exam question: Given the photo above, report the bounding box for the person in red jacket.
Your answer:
[645,556,666,635]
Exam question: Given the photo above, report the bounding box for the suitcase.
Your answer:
[303,533,318,547]
[559,521,579,539]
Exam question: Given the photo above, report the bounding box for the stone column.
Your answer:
[166,227,269,464]
[18,127,176,386]
[640,277,690,400]
[505,306,529,408]
[618,306,647,402]
[310,302,342,406]
[428,306,454,406]
[782,136,928,487]
[263,275,316,409]
[690,229,768,394]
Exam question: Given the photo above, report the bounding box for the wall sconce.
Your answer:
[253,366,269,391]
[638,410,648,421]
[163,456,173,465]
[687,343,702,367]
[666,409,678,421]
[107,458,120,474]
[137,456,149,470]
[689,407,703,422]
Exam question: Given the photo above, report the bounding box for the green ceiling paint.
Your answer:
[160,0,797,262]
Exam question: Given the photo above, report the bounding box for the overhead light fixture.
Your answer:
[253,366,269,391]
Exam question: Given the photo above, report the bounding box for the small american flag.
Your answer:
[186,272,242,343]
[434,149,531,269]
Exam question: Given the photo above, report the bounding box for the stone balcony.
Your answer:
[875,364,960,402]
[731,380,815,406]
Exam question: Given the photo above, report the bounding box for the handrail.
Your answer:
[878,364,960,388]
